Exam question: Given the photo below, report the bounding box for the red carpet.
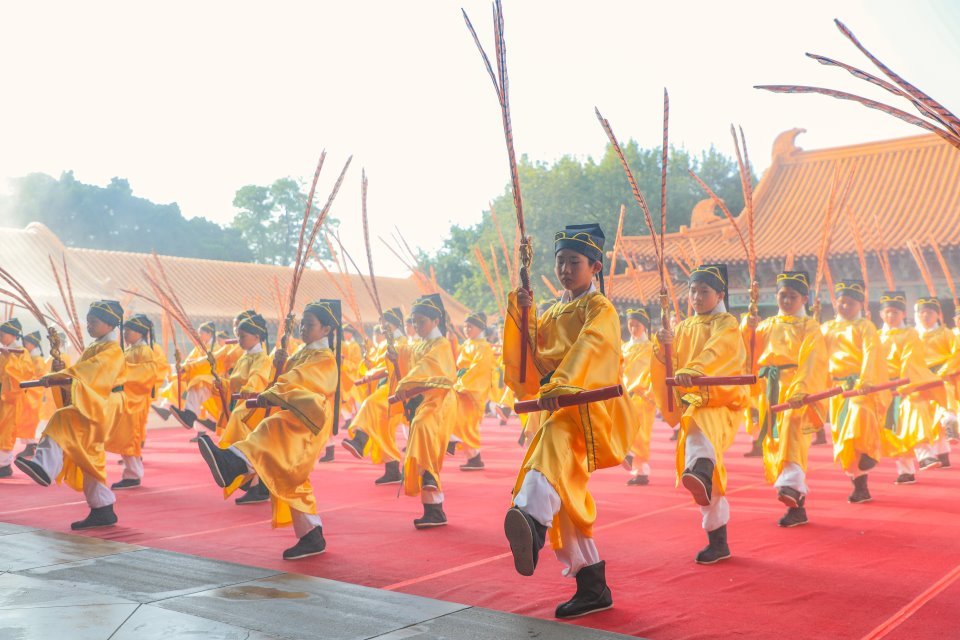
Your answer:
[3,415,960,639]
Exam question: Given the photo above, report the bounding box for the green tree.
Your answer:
[229,178,338,265]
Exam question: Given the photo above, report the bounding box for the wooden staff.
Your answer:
[514,385,623,414]
[842,378,909,398]
[19,378,71,389]
[666,375,758,387]
[897,379,944,395]
[354,370,388,386]
[771,386,844,414]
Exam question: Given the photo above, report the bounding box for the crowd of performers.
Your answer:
[1,222,959,619]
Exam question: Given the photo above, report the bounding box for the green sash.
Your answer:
[759,364,797,440]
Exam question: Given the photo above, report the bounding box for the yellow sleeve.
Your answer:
[260,351,338,435]
[397,339,456,395]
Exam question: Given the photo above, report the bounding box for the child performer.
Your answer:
[451,311,495,470]
[821,281,888,503]
[389,294,457,528]
[746,272,828,526]
[878,292,947,482]
[170,321,218,432]
[197,300,343,560]
[319,324,364,463]
[916,297,960,465]
[622,308,656,486]
[18,331,47,459]
[0,320,37,478]
[652,264,749,564]
[106,314,168,490]
[16,301,127,529]
[502,224,639,619]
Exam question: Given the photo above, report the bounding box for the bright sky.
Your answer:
[1,0,958,276]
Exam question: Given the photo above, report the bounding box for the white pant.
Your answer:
[896,457,917,475]
[421,486,444,505]
[0,449,13,466]
[631,459,651,477]
[121,455,144,481]
[684,429,730,532]
[33,437,115,508]
[774,461,808,496]
[513,470,600,577]
[231,445,320,538]
[184,387,211,415]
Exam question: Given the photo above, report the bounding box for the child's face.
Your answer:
[299,313,330,344]
[836,296,862,321]
[405,321,417,337]
[200,329,215,345]
[881,307,905,327]
[689,282,722,315]
[554,249,600,294]
[0,332,14,347]
[464,324,482,340]
[777,287,807,316]
[86,314,113,339]
[237,329,260,351]
[123,328,142,345]
[917,308,940,330]
[412,312,439,338]
[627,318,646,339]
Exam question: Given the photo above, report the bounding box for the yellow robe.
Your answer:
[821,318,889,472]
[38,354,71,422]
[879,327,946,456]
[504,290,640,545]
[181,342,222,418]
[107,342,167,458]
[749,315,829,483]
[397,336,457,497]
[351,336,409,464]
[233,346,338,529]
[42,340,126,490]
[921,326,960,415]
[218,350,274,447]
[651,312,749,497]
[0,350,38,452]
[452,338,495,452]
[19,353,46,440]
[341,339,363,415]
[622,338,656,464]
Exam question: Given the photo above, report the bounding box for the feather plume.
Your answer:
[688,170,751,264]
[490,244,507,310]
[844,206,871,301]
[474,245,506,320]
[489,204,516,287]
[906,240,938,297]
[540,274,560,298]
[927,236,958,307]
[609,204,626,278]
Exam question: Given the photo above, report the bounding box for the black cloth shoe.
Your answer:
[459,454,485,471]
[197,434,248,488]
[848,475,872,503]
[670,429,679,441]
[198,418,217,432]
[812,429,828,446]
[858,455,878,471]
[920,457,942,471]
[695,525,731,564]
[340,430,369,459]
[743,439,763,458]
[500,406,512,420]
[71,504,118,530]
[189,435,200,443]
[235,481,270,505]
[504,507,547,577]
[413,503,447,529]
[15,455,51,487]
[555,561,613,619]
[318,445,335,463]
[446,440,458,456]
[938,453,951,469]
[894,473,916,485]
[151,404,172,421]
[0,465,11,479]
[374,460,402,485]
[111,478,141,490]
[777,486,803,508]
[19,443,37,458]
[170,407,197,430]
[283,526,326,560]
[517,431,528,447]
[778,505,808,528]
[681,458,714,506]
[626,475,649,486]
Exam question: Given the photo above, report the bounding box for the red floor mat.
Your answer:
[2,416,959,639]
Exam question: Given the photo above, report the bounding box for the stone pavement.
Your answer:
[0,521,636,640]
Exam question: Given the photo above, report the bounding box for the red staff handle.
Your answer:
[771,386,843,414]
[387,385,436,405]
[0,347,24,354]
[842,377,909,398]
[664,343,674,412]
[231,392,259,402]
[896,379,944,396]
[244,397,271,409]
[353,370,387,386]
[666,375,757,387]
[223,338,239,345]
[514,384,623,415]
[19,378,71,389]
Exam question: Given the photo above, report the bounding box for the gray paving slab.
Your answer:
[0,522,37,536]
[369,606,638,639]
[0,529,141,572]
[111,604,284,640]
[156,572,470,640]
[0,603,139,640]
[0,572,137,610]
[16,547,280,603]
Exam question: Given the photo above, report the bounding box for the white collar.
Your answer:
[96,329,118,344]
[882,322,905,332]
[246,342,263,354]
[696,300,726,316]
[778,306,807,318]
[426,326,443,340]
[561,282,596,303]
[127,336,144,346]
[307,337,329,350]
[630,333,649,344]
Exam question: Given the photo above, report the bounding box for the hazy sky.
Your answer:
[1,0,958,276]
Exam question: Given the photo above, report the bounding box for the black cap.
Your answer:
[237,313,269,340]
[465,311,487,330]
[0,318,23,337]
[689,264,728,294]
[555,223,605,262]
[383,307,404,329]
[879,291,907,311]
[835,280,865,303]
[626,307,651,330]
[124,314,153,337]
[89,300,124,328]
[777,271,810,296]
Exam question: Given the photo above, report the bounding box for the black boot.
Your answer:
[374,460,402,485]
[197,434,248,488]
[894,473,916,485]
[778,499,808,528]
[0,465,11,479]
[503,507,547,576]
[111,478,141,490]
[626,475,649,486]
[459,454,485,471]
[340,430,369,459]
[555,561,613,619]
[743,439,763,458]
[670,429,679,441]
[812,429,828,445]
[681,458,714,506]
[777,486,803,508]
[151,404,172,421]
[20,443,37,458]
[198,418,217,432]
[170,406,197,430]
[446,440,458,456]
[938,453,951,469]
[919,456,942,471]
[848,474,872,503]
[517,431,528,447]
[71,504,118,530]
[235,481,270,505]
[282,526,326,560]
[318,445,335,463]
[413,503,447,529]
[858,454,878,471]
[14,455,51,487]
[695,525,731,564]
